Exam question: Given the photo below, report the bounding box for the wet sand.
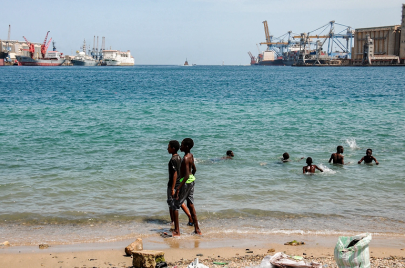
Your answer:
[1,233,404,268]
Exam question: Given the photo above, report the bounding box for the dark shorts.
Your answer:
[167,186,174,208]
[171,181,195,210]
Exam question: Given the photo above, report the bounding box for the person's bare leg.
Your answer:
[172,210,180,237]
[169,208,175,225]
[187,202,201,235]
[181,203,193,224]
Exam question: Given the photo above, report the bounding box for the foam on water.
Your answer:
[346,138,360,150]
[318,163,337,174]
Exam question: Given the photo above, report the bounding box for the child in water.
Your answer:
[282,152,304,162]
[303,157,324,174]
[358,149,379,165]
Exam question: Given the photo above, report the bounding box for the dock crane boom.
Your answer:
[22,36,35,59]
[41,31,50,58]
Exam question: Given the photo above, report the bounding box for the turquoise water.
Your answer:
[0,66,404,244]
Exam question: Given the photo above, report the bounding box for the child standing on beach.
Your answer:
[329,145,345,164]
[358,149,379,165]
[303,157,324,174]
[172,138,201,236]
[167,141,193,226]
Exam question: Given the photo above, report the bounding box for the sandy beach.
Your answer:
[1,233,404,268]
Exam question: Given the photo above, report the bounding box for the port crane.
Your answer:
[256,20,354,65]
[22,36,36,59]
[41,31,52,58]
[247,51,257,64]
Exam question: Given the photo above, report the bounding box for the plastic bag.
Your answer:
[270,252,322,268]
[334,233,372,268]
[187,258,209,268]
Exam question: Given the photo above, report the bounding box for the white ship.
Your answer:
[102,50,134,66]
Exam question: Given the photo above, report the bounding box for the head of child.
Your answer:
[168,140,180,154]
[181,138,194,152]
[306,157,313,165]
[337,145,344,154]
[283,152,289,160]
[226,150,234,157]
[366,148,372,156]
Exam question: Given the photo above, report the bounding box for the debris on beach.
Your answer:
[267,248,275,253]
[1,241,10,246]
[168,254,405,268]
[38,244,49,249]
[270,252,322,268]
[125,237,143,256]
[334,233,371,268]
[132,249,165,268]
[187,258,209,268]
[284,240,305,246]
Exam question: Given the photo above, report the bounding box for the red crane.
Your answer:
[41,31,51,58]
[248,51,257,65]
[22,36,35,59]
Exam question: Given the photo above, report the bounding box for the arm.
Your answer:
[328,154,333,163]
[373,156,379,165]
[175,156,190,199]
[358,157,364,164]
[191,156,196,176]
[315,165,323,172]
[303,166,306,174]
[171,171,177,196]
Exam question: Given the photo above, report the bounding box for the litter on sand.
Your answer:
[187,258,209,268]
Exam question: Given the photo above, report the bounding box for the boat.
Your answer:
[16,51,65,66]
[71,39,98,66]
[184,58,189,66]
[102,50,134,66]
[16,32,65,66]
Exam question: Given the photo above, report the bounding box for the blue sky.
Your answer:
[2,0,403,65]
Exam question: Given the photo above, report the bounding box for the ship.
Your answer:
[16,51,65,66]
[16,32,65,66]
[102,50,134,66]
[71,39,98,66]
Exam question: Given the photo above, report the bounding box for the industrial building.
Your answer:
[352,4,405,65]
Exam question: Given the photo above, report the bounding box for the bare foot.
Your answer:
[172,230,180,237]
[194,228,202,235]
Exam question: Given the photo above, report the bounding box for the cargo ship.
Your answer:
[16,51,65,66]
[102,50,134,66]
[16,32,65,66]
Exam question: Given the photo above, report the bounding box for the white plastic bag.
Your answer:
[187,258,209,268]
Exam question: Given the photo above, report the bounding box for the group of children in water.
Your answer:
[166,140,379,237]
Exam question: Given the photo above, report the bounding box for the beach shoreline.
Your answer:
[1,232,404,267]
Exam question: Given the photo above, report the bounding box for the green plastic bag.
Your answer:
[334,233,372,268]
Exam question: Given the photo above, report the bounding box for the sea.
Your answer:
[0,65,404,245]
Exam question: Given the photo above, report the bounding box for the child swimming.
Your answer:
[303,157,324,174]
[358,149,379,165]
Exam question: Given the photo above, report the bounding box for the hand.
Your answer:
[376,162,379,165]
[174,189,180,200]
[358,161,361,164]
[171,189,175,197]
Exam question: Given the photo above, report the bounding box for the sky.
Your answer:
[2,0,404,65]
